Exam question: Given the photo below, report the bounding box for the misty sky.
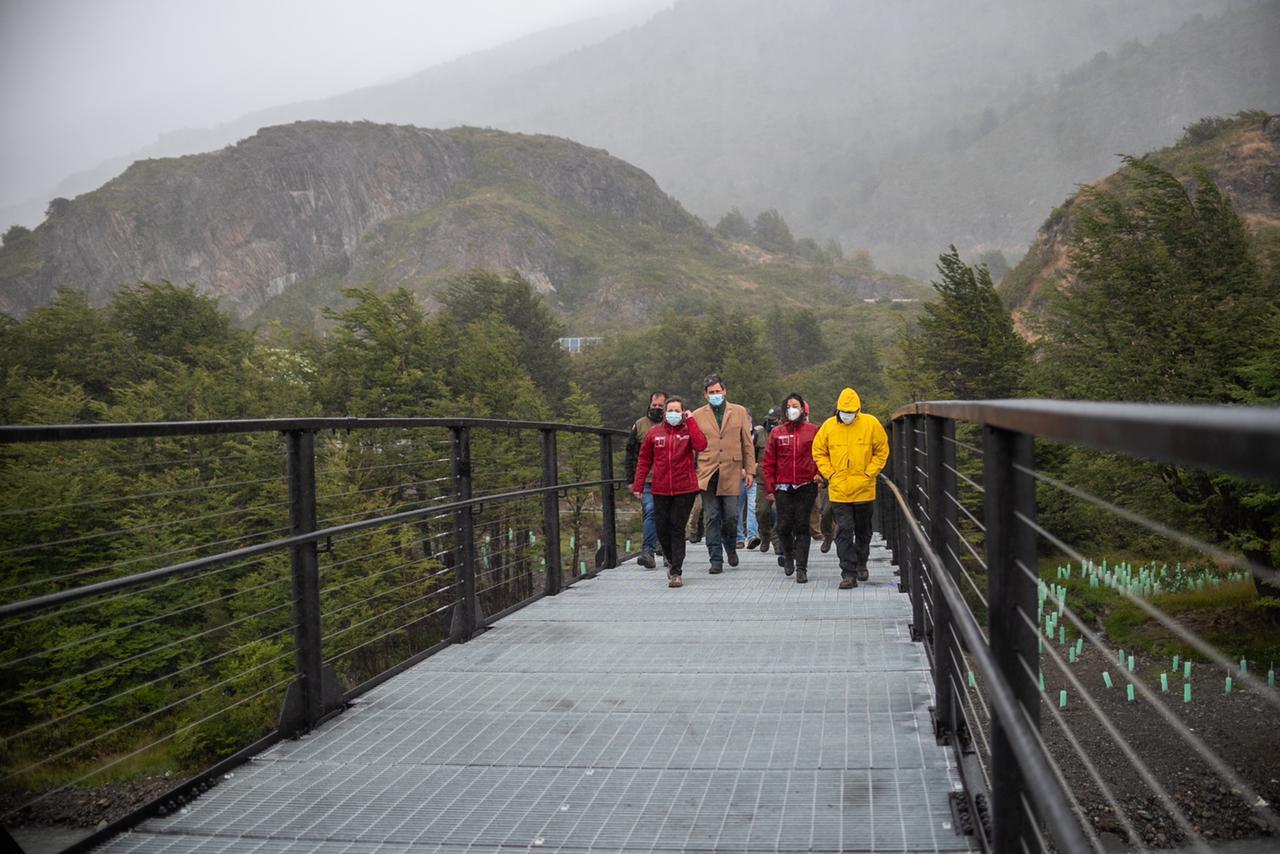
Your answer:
[0,0,658,209]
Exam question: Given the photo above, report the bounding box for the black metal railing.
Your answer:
[880,400,1280,854]
[0,417,630,852]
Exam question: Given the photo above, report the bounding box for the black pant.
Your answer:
[775,484,818,569]
[653,491,698,575]
[831,500,874,578]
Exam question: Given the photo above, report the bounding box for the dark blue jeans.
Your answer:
[640,483,657,551]
[702,473,741,564]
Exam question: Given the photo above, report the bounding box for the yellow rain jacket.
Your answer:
[812,388,890,503]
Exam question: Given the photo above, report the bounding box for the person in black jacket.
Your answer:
[624,390,667,568]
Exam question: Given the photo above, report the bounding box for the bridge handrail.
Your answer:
[883,399,1280,852]
[0,416,632,852]
[879,473,1091,854]
[0,415,629,444]
[0,478,620,621]
[890,399,1280,481]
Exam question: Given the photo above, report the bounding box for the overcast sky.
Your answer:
[0,0,658,211]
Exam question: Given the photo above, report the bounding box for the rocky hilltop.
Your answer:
[0,122,711,323]
[998,112,1280,335]
[0,121,924,327]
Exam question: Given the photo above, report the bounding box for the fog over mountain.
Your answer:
[5,0,1276,274]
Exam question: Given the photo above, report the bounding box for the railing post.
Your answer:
[895,417,911,591]
[906,415,925,640]
[984,426,1041,853]
[598,433,618,569]
[883,423,899,567]
[541,428,563,595]
[279,429,342,737]
[927,415,956,745]
[449,425,483,641]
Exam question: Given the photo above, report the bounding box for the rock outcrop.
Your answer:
[0,122,707,322]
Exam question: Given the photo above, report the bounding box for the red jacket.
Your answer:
[761,419,820,494]
[631,416,708,496]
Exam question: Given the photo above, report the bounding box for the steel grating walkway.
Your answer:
[98,535,975,853]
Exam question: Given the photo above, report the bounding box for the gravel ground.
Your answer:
[1041,644,1280,850]
[1,773,174,839]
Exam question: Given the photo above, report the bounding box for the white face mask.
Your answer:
[838,411,857,424]
[665,410,683,426]
[786,406,802,421]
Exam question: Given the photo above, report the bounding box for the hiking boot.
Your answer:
[668,572,682,588]
[820,537,833,553]
[796,567,808,584]
[784,555,795,577]
[839,576,857,590]
[709,562,724,574]
[726,547,739,567]
[857,562,869,582]
[747,536,761,550]
[638,548,655,569]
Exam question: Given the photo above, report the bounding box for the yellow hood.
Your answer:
[837,388,862,412]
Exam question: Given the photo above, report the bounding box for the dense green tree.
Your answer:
[440,270,569,400]
[2,224,31,246]
[714,208,752,241]
[893,246,1028,401]
[314,288,443,416]
[752,209,795,254]
[110,282,245,368]
[1036,159,1280,592]
[1037,158,1275,403]
[766,308,830,374]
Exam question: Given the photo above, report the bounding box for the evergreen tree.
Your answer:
[440,270,569,400]
[714,208,752,241]
[897,246,1029,401]
[752,209,795,254]
[1037,158,1274,404]
[1036,158,1280,593]
[766,308,829,374]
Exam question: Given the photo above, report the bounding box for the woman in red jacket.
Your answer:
[631,396,708,587]
[761,392,822,583]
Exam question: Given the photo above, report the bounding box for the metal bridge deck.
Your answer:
[99,536,973,853]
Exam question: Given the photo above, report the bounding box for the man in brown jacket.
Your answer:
[691,374,756,573]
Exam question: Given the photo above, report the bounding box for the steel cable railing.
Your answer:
[886,400,1280,853]
[0,416,627,852]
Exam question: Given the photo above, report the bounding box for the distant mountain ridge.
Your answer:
[0,122,924,326]
[4,0,1266,277]
[844,0,1280,273]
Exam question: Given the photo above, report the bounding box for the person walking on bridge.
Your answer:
[625,390,667,569]
[761,393,822,584]
[812,387,889,589]
[691,374,756,574]
[631,396,707,588]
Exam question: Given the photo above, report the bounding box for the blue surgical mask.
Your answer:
[708,393,725,407]
[665,411,683,426]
